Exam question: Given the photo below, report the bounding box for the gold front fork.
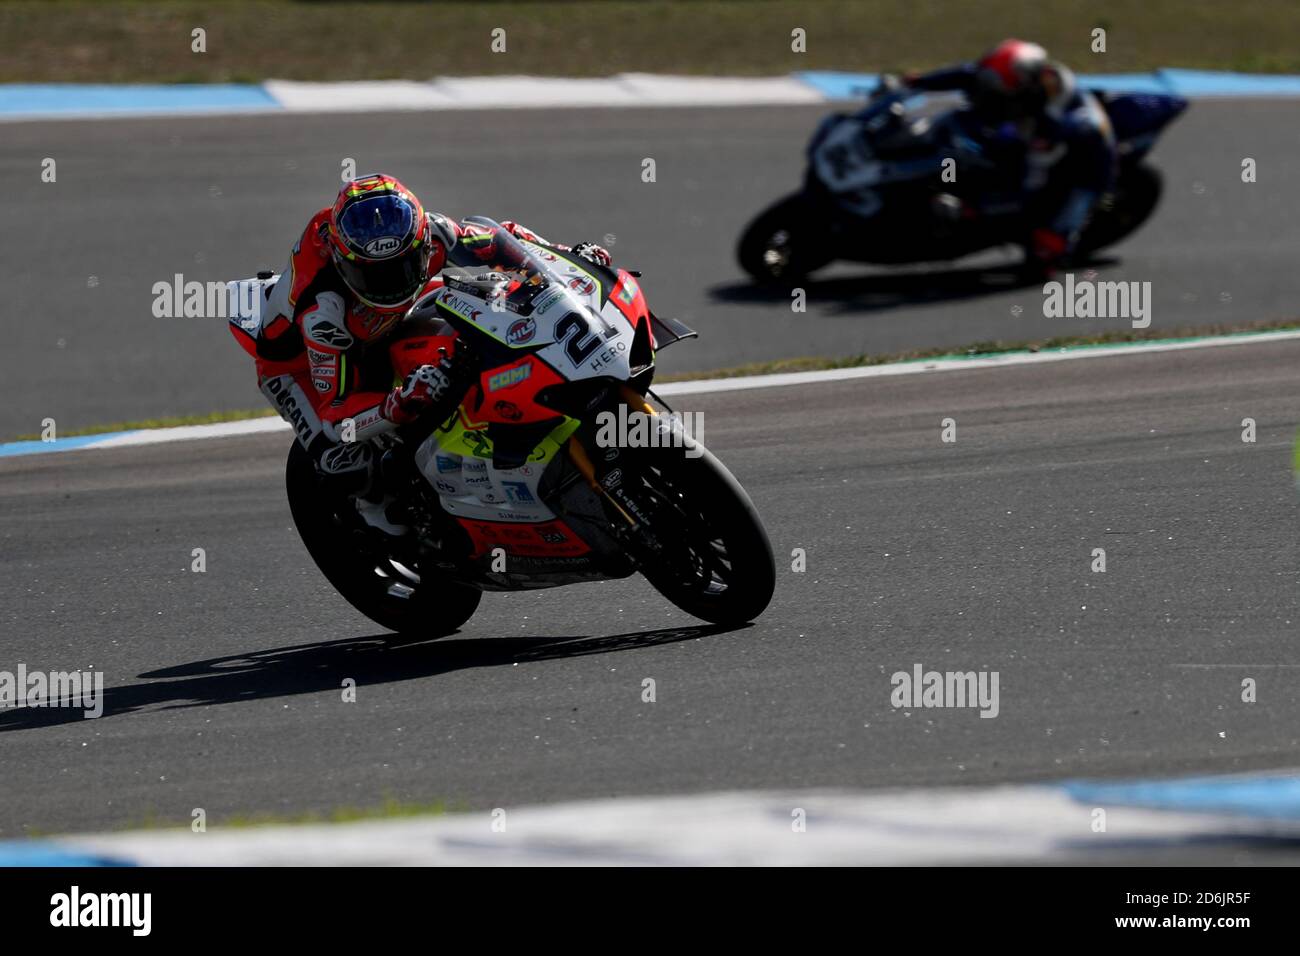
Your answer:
[565,386,658,527]
[618,384,658,418]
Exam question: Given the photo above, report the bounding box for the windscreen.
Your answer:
[458,216,610,330]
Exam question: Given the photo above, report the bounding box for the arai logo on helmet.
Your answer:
[507,317,536,345]
[363,235,403,258]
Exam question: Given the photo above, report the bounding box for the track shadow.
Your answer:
[711,255,1119,316]
[0,623,743,733]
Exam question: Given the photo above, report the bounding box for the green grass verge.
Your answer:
[4,0,1300,83]
[8,797,463,838]
[123,797,460,834]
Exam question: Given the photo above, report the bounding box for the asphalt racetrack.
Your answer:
[3,337,1300,836]
[2,100,1298,438]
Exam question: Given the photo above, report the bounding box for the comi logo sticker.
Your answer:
[488,365,532,391]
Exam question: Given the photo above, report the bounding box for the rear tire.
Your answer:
[737,193,832,286]
[1077,163,1163,255]
[633,444,776,624]
[285,443,481,639]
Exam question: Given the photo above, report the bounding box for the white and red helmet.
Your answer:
[974,39,1074,117]
[328,174,446,313]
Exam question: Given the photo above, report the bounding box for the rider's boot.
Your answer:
[314,440,410,538]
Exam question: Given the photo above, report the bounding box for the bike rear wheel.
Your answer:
[1076,163,1164,255]
[285,442,481,639]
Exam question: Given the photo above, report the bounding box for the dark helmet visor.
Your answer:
[337,195,415,254]
[336,244,428,306]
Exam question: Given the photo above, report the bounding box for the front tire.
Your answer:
[737,193,832,286]
[285,443,481,639]
[632,443,776,624]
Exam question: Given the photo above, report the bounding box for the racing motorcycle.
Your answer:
[738,86,1187,284]
[231,218,775,638]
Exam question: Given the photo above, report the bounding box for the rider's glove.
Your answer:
[1030,227,1068,271]
[571,242,612,267]
[382,360,457,425]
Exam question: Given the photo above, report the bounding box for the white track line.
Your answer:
[87,415,289,448]
[662,329,1300,394]
[263,74,826,113]
[5,330,1299,458]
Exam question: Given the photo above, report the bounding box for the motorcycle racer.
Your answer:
[883,39,1117,274]
[241,173,611,532]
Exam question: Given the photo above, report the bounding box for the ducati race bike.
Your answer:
[232,218,776,637]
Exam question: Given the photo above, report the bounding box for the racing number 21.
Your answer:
[555,312,602,365]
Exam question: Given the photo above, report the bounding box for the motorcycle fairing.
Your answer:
[809,111,955,217]
[457,517,591,560]
[414,406,580,519]
[1095,91,1188,159]
[430,237,639,382]
[403,220,683,583]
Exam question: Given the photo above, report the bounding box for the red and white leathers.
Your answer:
[251,208,606,480]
